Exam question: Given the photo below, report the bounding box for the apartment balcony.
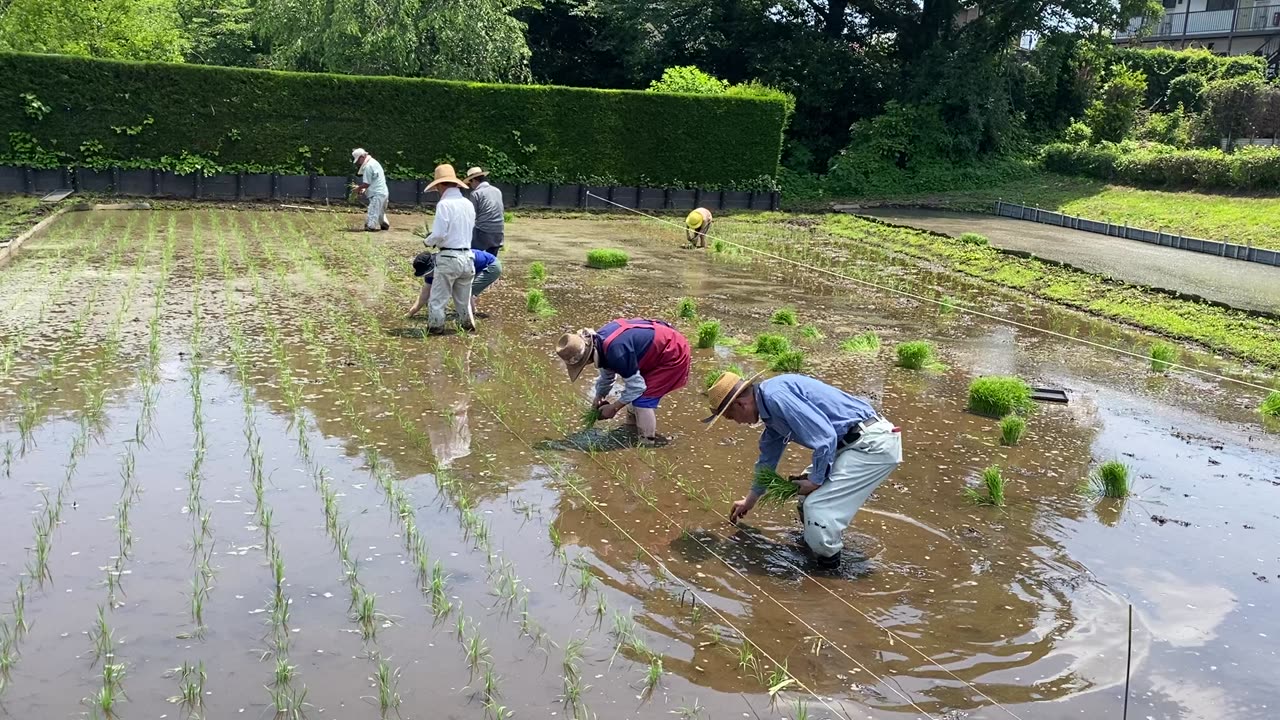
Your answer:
[1116,4,1280,40]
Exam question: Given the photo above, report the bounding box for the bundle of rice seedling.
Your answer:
[750,333,791,356]
[696,320,721,349]
[958,232,988,246]
[965,465,1006,506]
[999,414,1026,445]
[769,350,805,372]
[1262,391,1280,418]
[755,468,797,505]
[770,308,798,326]
[1085,460,1130,498]
[1149,342,1177,373]
[586,249,629,269]
[967,376,1034,417]
[676,298,697,320]
[839,332,880,354]
[895,341,943,371]
[703,364,745,390]
[799,324,823,341]
[528,261,547,282]
[581,405,602,430]
[525,289,556,317]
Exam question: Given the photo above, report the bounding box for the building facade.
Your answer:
[1115,0,1280,68]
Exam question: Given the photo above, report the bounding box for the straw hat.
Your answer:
[703,370,766,426]
[464,166,488,182]
[555,331,597,381]
[426,163,467,190]
[686,210,705,230]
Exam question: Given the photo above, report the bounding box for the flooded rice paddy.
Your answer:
[0,208,1277,720]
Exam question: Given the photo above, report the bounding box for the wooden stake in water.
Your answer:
[1123,603,1133,720]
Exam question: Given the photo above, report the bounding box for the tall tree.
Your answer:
[179,0,258,67]
[0,0,189,61]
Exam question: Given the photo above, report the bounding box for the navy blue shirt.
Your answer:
[593,319,656,378]
[426,249,495,284]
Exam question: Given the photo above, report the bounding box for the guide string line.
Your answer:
[471,397,866,720]
[584,192,1278,396]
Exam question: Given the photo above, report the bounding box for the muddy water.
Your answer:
[0,209,1276,720]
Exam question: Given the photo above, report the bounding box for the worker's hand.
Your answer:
[792,476,820,496]
[598,403,620,420]
[404,306,417,318]
[729,494,758,525]
[593,396,610,409]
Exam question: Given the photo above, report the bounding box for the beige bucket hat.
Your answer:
[426,163,468,190]
[464,166,488,182]
[556,331,597,382]
[703,370,767,426]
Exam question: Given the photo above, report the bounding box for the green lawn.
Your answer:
[866,171,1280,251]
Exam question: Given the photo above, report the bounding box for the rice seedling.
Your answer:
[676,297,697,320]
[967,376,1035,417]
[965,465,1006,507]
[755,468,798,505]
[675,700,706,719]
[484,699,513,719]
[481,663,500,700]
[736,639,758,675]
[750,333,791,356]
[1149,341,1177,372]
[770,307,799,326]
[1086,460,1131,498]
[525,288,556,317]
[940,296,957,315]
[580,404,602,430]
[528,261,547,282]
[373,658,401,714]
[563,636,587,680]
[895,340,944,371]
[840,331,881,354]
[89,673,123,717]
[2,441,12,478]
[274,657,296,686]
[695,320,721,349]
[585,248,629,269]
[793,698,810,720]
[798,324,823,340]
[465,632,490,673]
[766,660,795,697]
[769,349,805,372]
[999,414,1027,445]
[574,560,595,596]
[642,655,663,694]
[269,684,309,720]
[958,232,989,246]
[1262,391,1280,418]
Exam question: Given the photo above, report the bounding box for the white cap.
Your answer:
[351,148,367,163]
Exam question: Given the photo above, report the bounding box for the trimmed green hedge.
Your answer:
[0,52,788,189]
[1041,141,1280,191]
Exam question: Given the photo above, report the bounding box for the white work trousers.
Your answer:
[427,250,476,331]
[365,194,389,230]
[797,419,902,558]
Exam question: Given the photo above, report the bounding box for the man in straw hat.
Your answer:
[423,164,477,334]
[465,167,505,254]
[685,207,712,248]
[556,319,692,445]
[352,148,391,231]
[706,372,902,567]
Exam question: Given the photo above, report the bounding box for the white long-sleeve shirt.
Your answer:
[427,188,475,250]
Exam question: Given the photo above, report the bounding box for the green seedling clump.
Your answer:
[586,248,630,269]
[799,324,823,341]
[968,376,1034,417]
[958,232,989,246]
[696,320,721,349]
[769,349,805,372]
[1087,460,1131,498]
[503,211,515,224]
[965,465,1006,506]
[581,405,603,430]
[528,261,547,282]
[895,341,943,371]
[676,297,697,320]
[940,296,957,315]
[770,308,799,326]
[999,414,1026,446]
[755,468,797,505]
[750,333,791,356]
[525,288,556,317]
[1149,341,1177,372]
[1262,391,1280,418]
[840,331,880,354]
[703,364,745,390]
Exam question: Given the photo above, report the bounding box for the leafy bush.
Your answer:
[958,232,988,246]
[967,376,1033,417]
[1085,66,1146,143]
[0,52,787,188]
[1112,47,1264,110]
[1063,121,1092,144]
[1166,73,1207,113]
[1041,141,1280,191]
[696,320,721,349]
[586,249,629,269]
[647,66,728,94]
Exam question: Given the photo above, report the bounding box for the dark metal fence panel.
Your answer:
[995,201,1279,267]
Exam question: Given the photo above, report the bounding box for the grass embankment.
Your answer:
[867,170,1280,251]
[0,196,45,243]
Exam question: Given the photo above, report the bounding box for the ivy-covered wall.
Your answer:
[0,53,790,190]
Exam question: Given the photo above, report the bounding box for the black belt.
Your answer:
[438,247,469,253]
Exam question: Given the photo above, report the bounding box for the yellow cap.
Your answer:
[686,210,704,230]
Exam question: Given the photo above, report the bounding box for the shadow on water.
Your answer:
[534,425,669,452]
[671,527,877,580]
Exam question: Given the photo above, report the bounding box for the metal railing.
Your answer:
[1116,4,1280,39]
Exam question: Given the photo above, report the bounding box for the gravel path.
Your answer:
[850,207,1280,316]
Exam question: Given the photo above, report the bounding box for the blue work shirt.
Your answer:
[753,374,877,492]
[425,249,495,284]
[593,319,656,378]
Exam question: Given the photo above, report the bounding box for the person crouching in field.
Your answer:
[686,207,712,248]
[556,319,691,446]
[405,249,502,320]
[706,371,902,569]
[352,148,390,231]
